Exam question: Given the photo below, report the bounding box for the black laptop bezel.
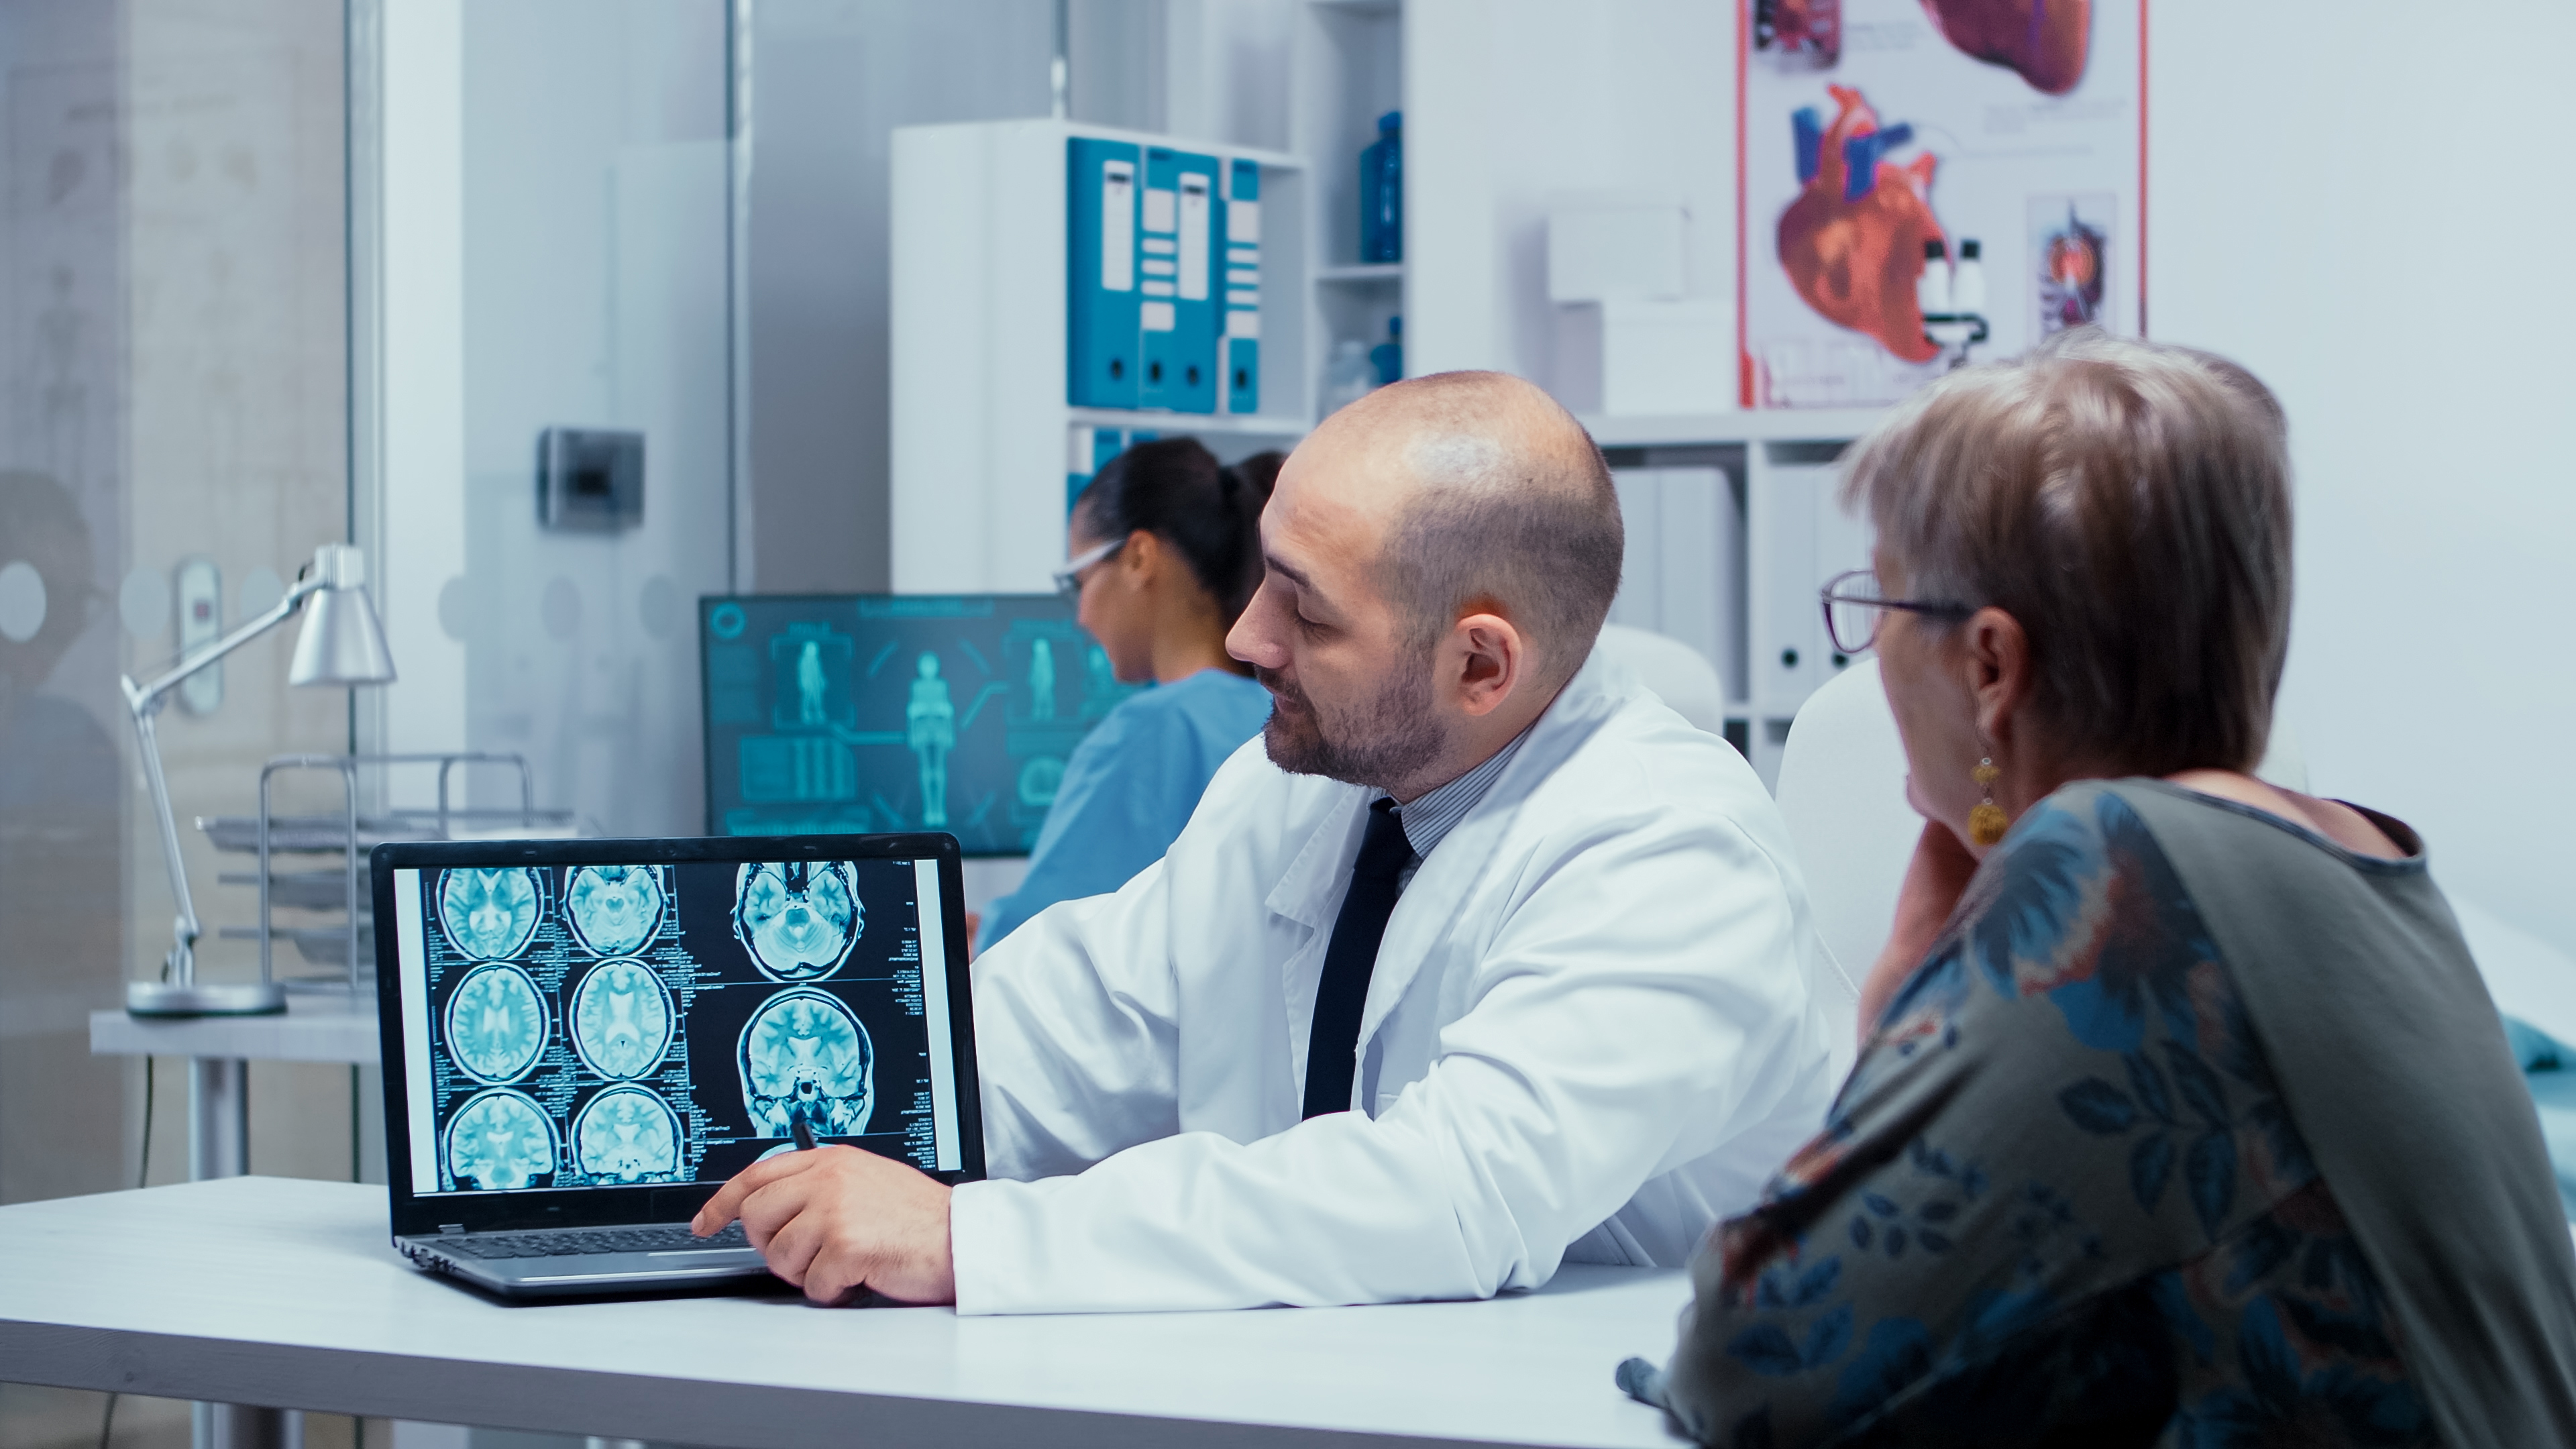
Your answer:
[372,833,985,1239]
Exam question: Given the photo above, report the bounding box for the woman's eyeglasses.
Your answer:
[1818,568,1974,655]
[1051,538,1126,599]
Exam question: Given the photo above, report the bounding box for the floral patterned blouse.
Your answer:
[1626,786,2443,1447]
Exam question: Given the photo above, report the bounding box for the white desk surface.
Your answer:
[89,992,379,1065]
[0,1177,1695,1449]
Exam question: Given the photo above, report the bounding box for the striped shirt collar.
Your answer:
[1387,727,1532,864]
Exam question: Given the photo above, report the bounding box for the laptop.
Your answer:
[371,833,983,1300]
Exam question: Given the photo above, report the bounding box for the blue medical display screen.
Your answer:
[698,594,1143,853]
[392,857,964,1197]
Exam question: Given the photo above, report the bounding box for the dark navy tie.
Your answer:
[1302,798,1413,1118]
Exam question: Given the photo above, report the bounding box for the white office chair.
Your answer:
[1591,624,1726,735]
[1772,661,1912,1078]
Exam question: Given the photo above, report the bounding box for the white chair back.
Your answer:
[1772,659,1915,1077]
[1591,624,1727,735]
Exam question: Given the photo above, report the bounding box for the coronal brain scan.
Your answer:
[568,957,674,1079]
[438,867,542,960]
[733,860,861,980]
[445,1089,557,1191]
[564,865,665,956]
[739,987,873,1139]
[572,1085,683,1183]
[444,963,547,1083]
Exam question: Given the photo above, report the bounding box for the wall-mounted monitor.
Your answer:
[698,594,1142,855]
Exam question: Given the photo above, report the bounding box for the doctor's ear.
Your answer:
[1445,609,1525,718]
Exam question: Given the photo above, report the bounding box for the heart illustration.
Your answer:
[1776,85,1943,364]
[1919,0,2092,96]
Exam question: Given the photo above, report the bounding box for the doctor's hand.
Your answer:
[691,1145,955,1306]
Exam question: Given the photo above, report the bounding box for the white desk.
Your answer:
[90,994,378,1183]
[0,1177,1695,1449]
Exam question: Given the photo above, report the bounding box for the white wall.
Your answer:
[2149,0,2576,956]
[1406,0,1733,394]
[374,0,734,837]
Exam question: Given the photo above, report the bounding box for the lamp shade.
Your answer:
[287,543,397,686]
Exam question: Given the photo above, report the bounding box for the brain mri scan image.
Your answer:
[443,963,548,1083]
[568,957,674,1079]
[444,1089,557,1191]
[564,865,665,957]
[733,861,861,980]
[438,867,543,960]
[739,987,873,1139]
[571,1085,683,1183]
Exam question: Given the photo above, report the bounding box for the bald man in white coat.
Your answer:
[697,372,1840,1313]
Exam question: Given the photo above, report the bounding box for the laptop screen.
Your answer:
[386,853,963,1197]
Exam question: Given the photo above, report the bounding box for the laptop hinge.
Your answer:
[437,1224,466,1235]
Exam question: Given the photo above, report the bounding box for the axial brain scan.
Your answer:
[445,1089,557,1190]
[444,963,547,1083]
[733,860,861,980]
[565,865,665,956]
[568,957,673,1079]
[572,1085,683,1182]
[739,987,873,1139]
[438,867,542,959]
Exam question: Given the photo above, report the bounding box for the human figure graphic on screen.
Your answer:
[906,651,955,827]
[796,639,827,725]
[1028,638,1056,721]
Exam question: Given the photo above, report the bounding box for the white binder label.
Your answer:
[1143,186,1176,233]
[1141,300,1177,331]
[1140,281,1176,299]
[1101,160,1134,292]
[1140,258,1177,278]
[1226,309,1260,339]
[1068,425,1096,472]
[1227,199,1260,244]
[1177,174,1210,302]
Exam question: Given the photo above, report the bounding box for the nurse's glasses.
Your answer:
[1819,568,1974,655]
[1051,538,1126,600]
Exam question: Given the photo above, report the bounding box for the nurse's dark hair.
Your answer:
[1072,438,1277,623]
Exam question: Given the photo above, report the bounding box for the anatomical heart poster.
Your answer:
[1740,0,2143,407]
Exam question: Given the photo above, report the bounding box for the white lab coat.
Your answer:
[949,651,1838,1315]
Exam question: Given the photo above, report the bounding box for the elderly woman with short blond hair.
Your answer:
[1621,332,2576,1445]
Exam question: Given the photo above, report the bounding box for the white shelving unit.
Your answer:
[1294,0,1406,394]
[888,119,1309,594]
[883,20,1884,788]
[1589,409,1885,786]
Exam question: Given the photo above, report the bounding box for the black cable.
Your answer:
[101,1057,155,1449]
[137,1057,154,1189]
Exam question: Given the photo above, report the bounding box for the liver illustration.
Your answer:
[1919,0,2092,95]
[1776,85,1943,364]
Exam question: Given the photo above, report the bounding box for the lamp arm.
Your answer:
[115,566,326,985]
[120,570,326,715]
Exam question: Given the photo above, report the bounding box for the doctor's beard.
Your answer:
[1254,656,1448,793]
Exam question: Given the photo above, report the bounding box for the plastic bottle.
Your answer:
[1951,238,1986,315]
[1360,111,1403,264]
[1320,339,1377,415]
[1915,237,1951,317]
[1368,315,1403,386]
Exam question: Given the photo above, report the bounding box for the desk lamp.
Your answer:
[123,542,397,1017]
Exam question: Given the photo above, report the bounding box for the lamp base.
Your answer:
[126,979,288,1018]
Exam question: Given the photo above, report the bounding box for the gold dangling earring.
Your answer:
[1968,755,2008,847]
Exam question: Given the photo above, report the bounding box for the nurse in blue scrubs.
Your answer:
[975,441,1279,951]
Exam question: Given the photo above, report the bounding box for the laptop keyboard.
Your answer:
[438,1222,751,1260]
